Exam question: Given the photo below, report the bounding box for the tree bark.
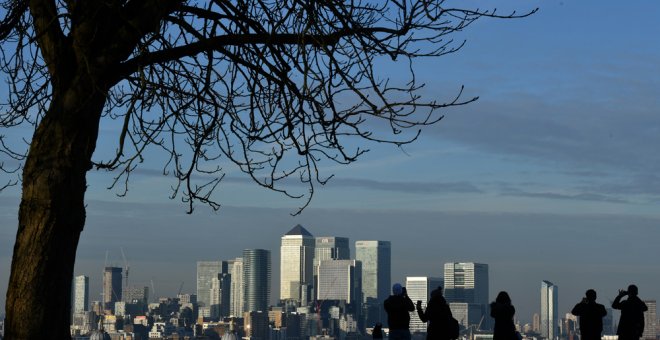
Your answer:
[4,75,106,339]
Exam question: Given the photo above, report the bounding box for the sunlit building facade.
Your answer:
[73,275,89,314]
[280,224,315,306]
[643,300,657,340]
[444,262,489,305]
[230,257,244,316]
[406,276,443,334]
[541,280,558,340]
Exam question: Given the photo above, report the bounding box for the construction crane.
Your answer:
[178,281,185,296]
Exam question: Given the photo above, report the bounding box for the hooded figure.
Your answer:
[384,283,415,340]
[490,291,517,340]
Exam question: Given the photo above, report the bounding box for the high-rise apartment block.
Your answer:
[230,257,244,316]
[73,275,89,315]
[243,248,271,312]
[406,276,443,334]
[103,267,122,311]
[541,280,559,340]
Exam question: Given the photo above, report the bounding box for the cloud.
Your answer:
[326,178,482,194]
[501,189,629,204]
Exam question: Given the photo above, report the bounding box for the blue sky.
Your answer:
[2,0,660,324]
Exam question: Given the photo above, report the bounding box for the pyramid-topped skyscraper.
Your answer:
[280,224,315,307]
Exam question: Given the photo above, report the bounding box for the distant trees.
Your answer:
[0,0,534,338]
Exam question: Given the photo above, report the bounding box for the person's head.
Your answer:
[586,289,597,301]
[496,291,511,304]
[392,283,403,296]
[628,284,638,296]
[430,286,443,299]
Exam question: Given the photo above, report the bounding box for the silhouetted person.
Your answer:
[613,285,648,340]
[416,286,454,340]
[384,283,415,340]
[372,322,384,339]
[490,291,517,340]
[571,289,607,340]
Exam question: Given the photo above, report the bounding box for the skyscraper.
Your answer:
[355,240,391,304]
[280,224,315,306]
[314,236,350,302]
[406,276,443,334]
[444,262,489,329]
[642,300,657,340]
[197,261,223,308]
[444,262,489,304]
[541,280,558,340]
[230,257,244,317]
[314,237,350,268]
[103,267,122,311]
[211,273,232,319]
[243,248,271,312]
[73,275,89,314]
[356,240,391,329]
[317,260,362,304]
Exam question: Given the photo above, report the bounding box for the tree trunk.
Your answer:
[4,76,106,339]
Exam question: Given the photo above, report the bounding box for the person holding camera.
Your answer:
[613,285,648,340]
[384,283,415,340]
[416,286,455,340]
[571,289,607,340]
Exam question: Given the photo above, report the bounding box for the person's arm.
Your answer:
[417,301,428,323]
[612,290,626,310]
[571,303,583,316]
[641,300,648,312]
[404,295,415,311]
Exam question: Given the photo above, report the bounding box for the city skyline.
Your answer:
[2,0,660,329]
[30,224,660,327]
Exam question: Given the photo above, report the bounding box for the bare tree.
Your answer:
[0,0,534,338]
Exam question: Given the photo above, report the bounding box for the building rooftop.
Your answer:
[285,224,313,237]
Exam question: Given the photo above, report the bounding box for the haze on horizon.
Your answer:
[2,0,660,325]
